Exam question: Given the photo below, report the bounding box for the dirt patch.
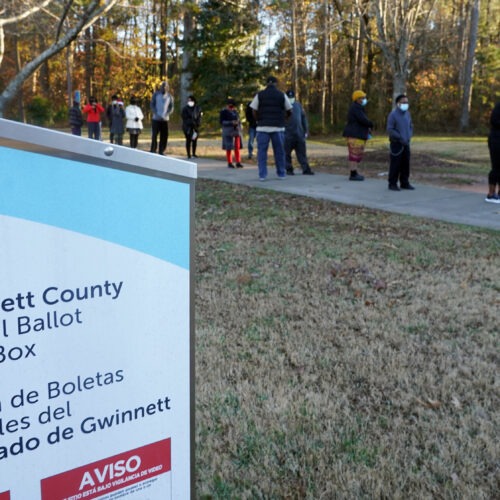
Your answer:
[309,149,488,193]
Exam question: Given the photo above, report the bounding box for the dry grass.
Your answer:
[194,180,499,499]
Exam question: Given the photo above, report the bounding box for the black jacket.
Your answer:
[342,102,373,140]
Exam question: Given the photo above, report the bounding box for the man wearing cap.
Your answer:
[284,89,314,176]
[150,81,174,155]
[250,76,292,180]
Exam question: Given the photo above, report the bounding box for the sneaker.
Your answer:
[259,177,266,182]
[277,175,286,180]
[485,194,500,203]
[236,163,244,168]
[303,169,315,175]
[401,184,415,190]
[388,185,400,191]
[349,173,364,181]
[286,168,295,175]
[228,163,235,169]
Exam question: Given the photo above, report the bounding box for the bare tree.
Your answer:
[358,0,436,104]
[0,0,119,117]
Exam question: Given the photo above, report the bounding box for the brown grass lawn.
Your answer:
[194,179,499,499]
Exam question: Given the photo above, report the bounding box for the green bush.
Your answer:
[26,96,53,126]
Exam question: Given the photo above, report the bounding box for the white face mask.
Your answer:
[187,101,195,107]
[112,100,117,105]
[289,98,295,104]
[399,103,409,112]
[361,98,368,106]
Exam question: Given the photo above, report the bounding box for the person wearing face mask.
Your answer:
[342,90,374,181]
[150,81,174,155]
[284,89,314,176]
[387,94,414,191]
[220,97,244,168]
[106,94,126,145]
[181,95,202,159]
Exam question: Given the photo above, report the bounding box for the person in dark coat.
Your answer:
[284,89,314,175]
[486,102,500,203]
[245,101,257,159]
[69,98,83,136]
[181,95,202,159]
[106,94,126,145]
[220,98,243,168]
[342,90,374,181]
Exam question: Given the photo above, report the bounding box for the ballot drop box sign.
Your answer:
[0,119,195,499]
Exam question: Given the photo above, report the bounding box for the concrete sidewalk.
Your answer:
[181,156,499,231]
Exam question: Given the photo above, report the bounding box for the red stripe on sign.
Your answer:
[0,491,11,500]
[40,438,171,500]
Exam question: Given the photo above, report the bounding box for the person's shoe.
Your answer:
[236,162,244,168]
[303,169,314,175]
[193,154,198,158]
[401,184,415,190]
[259,177,266,182]
[228,163,235,168]
[485,194,500,203]
[286,168,295,175]
[247,155,253,160]
[388,185,400,191]
[349,173,364,181]
[277,175,286,180]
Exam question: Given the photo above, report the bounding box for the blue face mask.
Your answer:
[361,98,368,106]
[399,103,409,112]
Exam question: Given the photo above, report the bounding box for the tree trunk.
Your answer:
[180,0,195,106]
[459,0,480,131]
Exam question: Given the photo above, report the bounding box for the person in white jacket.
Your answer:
[125,96,144,148]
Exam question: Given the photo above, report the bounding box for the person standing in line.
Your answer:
[342,90,374,181]
[284,89,314,176]
[245,101,257,160]
[250,76,292,181]
[220,98,244,168]
[386,94,415,191]
[485,102,500,203]
[125,96,144,149]
[82,96,104,140]
[181,95,202,159]
[150,81,174,155]
[106,94,126,145]
[69,93,83,136]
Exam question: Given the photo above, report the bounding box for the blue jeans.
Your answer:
[87,122,101,140]
[247,127,257,158]
[256,131,286,179]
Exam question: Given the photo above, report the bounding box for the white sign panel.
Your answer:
[0,120,195,500]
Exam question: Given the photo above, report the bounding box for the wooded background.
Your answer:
[0,0,498,134]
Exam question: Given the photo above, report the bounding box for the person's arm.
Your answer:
[353,106,373,128]
[301,106,309,136]
[387,111,402,142]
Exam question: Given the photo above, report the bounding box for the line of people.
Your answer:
[69,93,144,148]
[68,79,500,203]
